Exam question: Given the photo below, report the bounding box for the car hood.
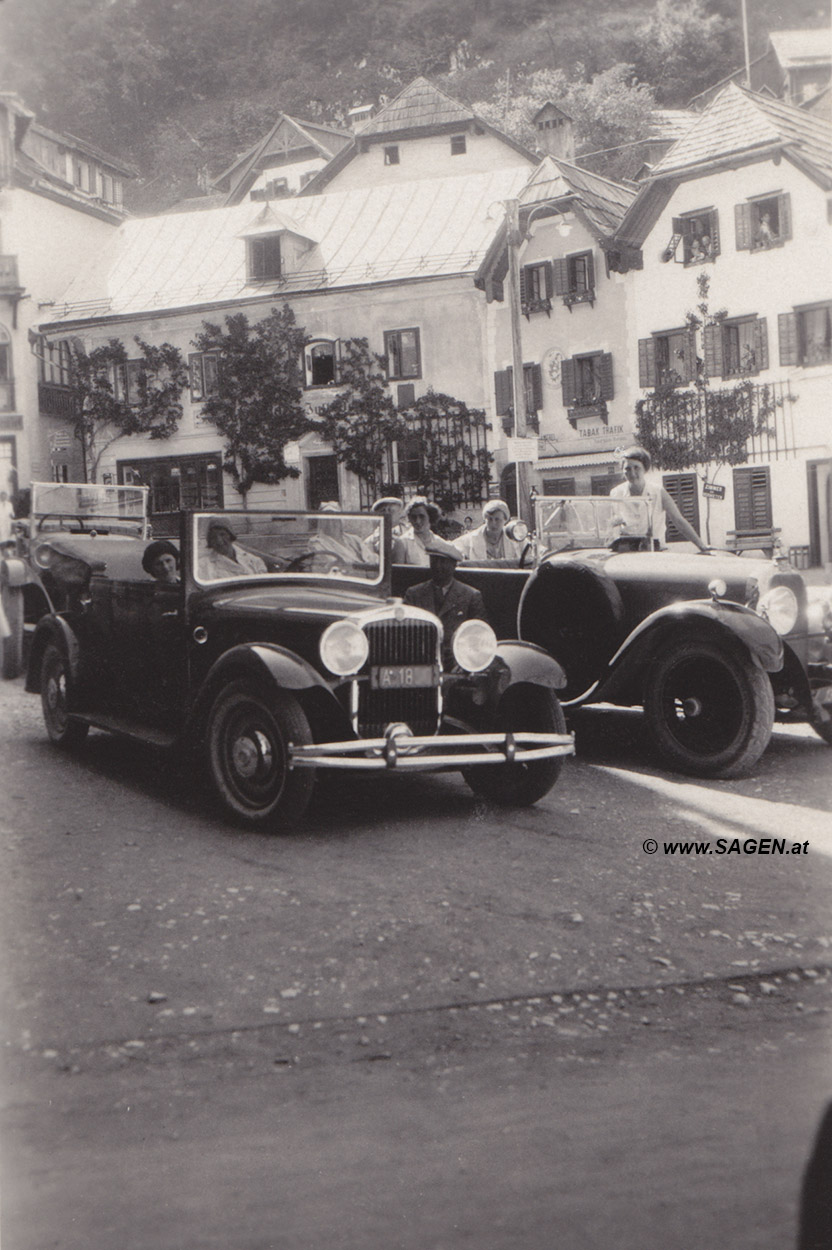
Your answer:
[193,581,396,623]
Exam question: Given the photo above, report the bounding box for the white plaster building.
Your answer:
[0,92,132,497]
[611,84,832,566]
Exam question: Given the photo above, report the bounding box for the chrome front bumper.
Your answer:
[289,731,575,771]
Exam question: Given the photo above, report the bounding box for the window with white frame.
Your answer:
[189,352,220,402]
[560,352,614,410]
[663,209,720,265]
[384,328,420,380]
[639,328,697,387]
[552,251,596,305]
[704,316,769,378]
[779,302,832,367]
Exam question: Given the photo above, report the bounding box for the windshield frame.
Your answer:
[29,481,150,539]
[189,509,387,589]
[534,495,652,554]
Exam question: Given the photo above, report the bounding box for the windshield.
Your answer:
[31,481,149,538]
[193,511,384,586]
[535,496,651,553]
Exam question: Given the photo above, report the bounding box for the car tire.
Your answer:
[206,682,315,829]
[1,582,24,679]
[643,639,774,778]
[463,683,567,807]
[41,644,89,748]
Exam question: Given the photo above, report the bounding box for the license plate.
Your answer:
[370,664,436,689]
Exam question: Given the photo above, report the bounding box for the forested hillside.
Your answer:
[0,0,827,211]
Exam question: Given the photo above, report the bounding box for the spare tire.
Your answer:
[518,561,625,700]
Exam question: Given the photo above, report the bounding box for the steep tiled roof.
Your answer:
[43,166,531,324]
[356,78,475,137]
[520,156,636,236]
[769,28,831,69]
[649,82,832,183]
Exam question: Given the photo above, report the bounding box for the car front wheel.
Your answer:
[463,683,567,806]
[41,644,89,748]
[206,682,315,829]
[643,639,774,778]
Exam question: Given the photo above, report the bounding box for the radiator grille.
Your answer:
[358,617,441,737]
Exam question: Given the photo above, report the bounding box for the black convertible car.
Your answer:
[25,508,574,828]
[393,496,832,778]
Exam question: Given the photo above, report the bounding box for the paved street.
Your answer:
[1,675,831,1250]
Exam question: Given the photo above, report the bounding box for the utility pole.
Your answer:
[740,0,752,87]
[505,198,532,526]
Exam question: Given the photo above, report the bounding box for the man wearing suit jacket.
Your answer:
[403,536,488,663]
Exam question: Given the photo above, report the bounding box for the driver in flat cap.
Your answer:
[403,536,488,662]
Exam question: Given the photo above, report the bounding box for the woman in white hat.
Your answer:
[392,496,441,565]
[453,499,524,563]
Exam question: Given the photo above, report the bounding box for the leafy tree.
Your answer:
[398,391,493,514]
[192,305,312,502]
[635,274,787,542]
[631,0,739,108]
[66,336,188,482]
[315,339,408,503]
[473,64,657,182]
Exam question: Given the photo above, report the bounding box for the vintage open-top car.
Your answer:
[1,481,150,679]
[25,507,574,828]
[393,496,832,778]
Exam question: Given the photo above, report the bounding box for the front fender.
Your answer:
[495,640,567,690]
[26,615,81,693]
[594,600,783,705]
[189,643,339,736]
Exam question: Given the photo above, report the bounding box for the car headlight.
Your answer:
[452,619,498,672]
[33,544,55,569]
[320,619,369,676]
[758,585,799,636]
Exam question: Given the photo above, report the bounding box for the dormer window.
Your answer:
[450,135,466,156]
[384,146,400,166]
[735,193,792,252]
[663,210,720,265]
[247,234,282,282]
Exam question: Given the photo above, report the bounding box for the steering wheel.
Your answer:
[37,513,79,533]
[285,551,343,573]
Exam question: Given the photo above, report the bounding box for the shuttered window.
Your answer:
[662,473,700,542]
[561,353,613,405]
[705,318,768,377]
[779,304,832,366]
[674,210,719,264]
[494,364,543,416]
[736,193,792,251]
[643,328,696,386]
[552,251,595,303]
[733,466,772,532]
[189,352,219,402]
[247,234,282,281]
[520,262,553,314]
[543,477,576,495]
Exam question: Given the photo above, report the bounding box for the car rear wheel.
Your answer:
[41,644,89,748]
[206,682,315,829]
[643,640,774,778]
[463,683,567,806]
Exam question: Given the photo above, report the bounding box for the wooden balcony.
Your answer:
[38,382,76,420]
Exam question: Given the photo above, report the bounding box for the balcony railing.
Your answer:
[0,255,20,291]
[38,382,76,420]
[636,380,797,463]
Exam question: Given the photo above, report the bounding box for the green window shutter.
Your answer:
[598,352,614,400]
[494,369,512,416]
[560,357,577,406]
[524,362,543,413]
[778,312,799,366]
[778,192,792,241]
[519,266,529,307]
[703,324,724,378]
[188,353,204,401]
[735,203,752,250]
[638,338,656,387]
[552,258,570,296]
[683,329,698,382]
[585,251,595,292]
[733,466,772,531]
[754,318,769,372]
[708,210,720,257]
[663,472,700,541]
[397,383,415,409]
[544,261,554,298]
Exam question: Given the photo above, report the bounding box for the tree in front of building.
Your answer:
[68,337,188,482]
[315,339,492,512]
[635,275,786,544]
[193,305,311,503]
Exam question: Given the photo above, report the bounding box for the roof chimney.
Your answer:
[531,103,575,162]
